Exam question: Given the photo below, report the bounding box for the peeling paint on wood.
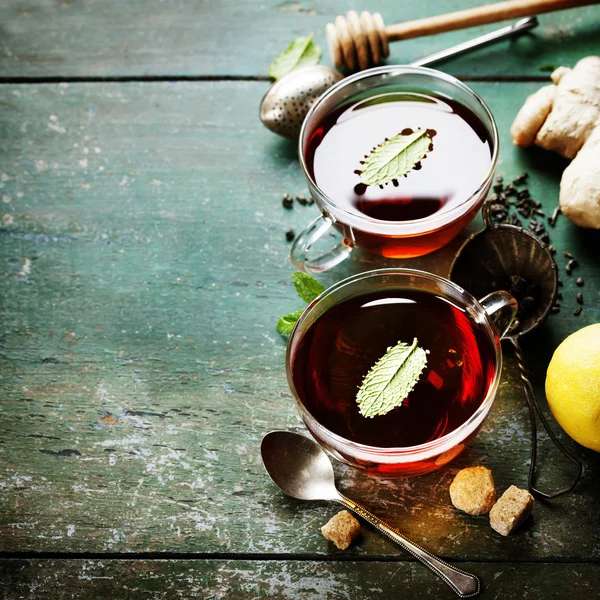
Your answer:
[0,1,598,78]
[1,560,599,599]
[0,81,598,562]
[1,30,600,600]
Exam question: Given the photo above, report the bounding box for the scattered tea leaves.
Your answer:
[268,34,321,80]
[282,193,294,209]
[513,172,529,186]
[276,309,304,336]
[292,271,325,303]
[549,205,561,227]
[359,129,434,187]
[357,338,428,418]
[485,172,590,322]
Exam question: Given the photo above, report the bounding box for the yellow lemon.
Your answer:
[545,323,600,452]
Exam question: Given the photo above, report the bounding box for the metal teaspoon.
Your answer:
[261,430,480,598]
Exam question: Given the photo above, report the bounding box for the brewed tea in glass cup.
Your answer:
[286,269,517,476]
[292,66,498,272]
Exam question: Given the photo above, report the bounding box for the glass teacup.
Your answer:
[292,66,498,273]
[286,269,516,476]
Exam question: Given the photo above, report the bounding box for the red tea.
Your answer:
[304,91,494,257]
[291,289,496,448]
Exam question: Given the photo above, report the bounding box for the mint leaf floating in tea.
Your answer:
[359,129,435,187]
[292,271,325,303]
[268,34,322,80]
[357,338,428,418]
[276,309,305,336]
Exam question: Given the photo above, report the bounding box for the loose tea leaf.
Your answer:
[357,338,428,418]
[292,271,325,303]
[276,309,304,336]
[360,129,433,187]
[269,34,321,80]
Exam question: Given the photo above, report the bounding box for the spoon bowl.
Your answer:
[261,430,340,501]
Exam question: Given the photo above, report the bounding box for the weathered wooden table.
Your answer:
[1,2,599,598]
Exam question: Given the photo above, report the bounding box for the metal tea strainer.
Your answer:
[449,203,583,500]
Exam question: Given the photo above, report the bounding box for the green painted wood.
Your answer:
[0,0,599,78]
[0,81,599,563]
[1,559,600,599]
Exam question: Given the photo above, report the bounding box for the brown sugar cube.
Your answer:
[489,485,534,536]
[321,510,360,550]
[449,466,496,515]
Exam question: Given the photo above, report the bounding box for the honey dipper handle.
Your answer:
[386,0,599,41]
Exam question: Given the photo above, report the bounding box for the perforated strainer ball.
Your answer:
[260,65,344,140]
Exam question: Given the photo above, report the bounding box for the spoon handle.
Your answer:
[410,16,538,68]
[338,494,480,598]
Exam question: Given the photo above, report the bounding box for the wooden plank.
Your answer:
[1,559,600,599]
[0,1,598,78]
[0,81,598,560]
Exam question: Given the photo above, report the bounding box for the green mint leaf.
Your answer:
[292,272,325,303]
[276,309,304,336]
[357,338,428,418]
[268,34,321,80]
[360,129,433,187]
[276,273,324,337]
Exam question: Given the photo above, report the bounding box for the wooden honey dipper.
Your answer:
[327,0,599,71]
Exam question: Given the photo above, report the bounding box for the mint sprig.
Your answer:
[276,309,304,336]
[268,34,322,80]
[276,272,325,336]
[360,129,434,187]
[357,339,428,418]
[292,271,325,303]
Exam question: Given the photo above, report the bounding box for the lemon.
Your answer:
[545,323,600,452]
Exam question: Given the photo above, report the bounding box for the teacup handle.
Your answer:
[290,213,353,273]
[478,291,518,338]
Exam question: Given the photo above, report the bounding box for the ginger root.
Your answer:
[510,56,600,229]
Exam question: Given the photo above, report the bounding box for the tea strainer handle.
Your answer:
[508,336,583,500]
[481,201,494,228]
[478,290,518,339]
[291,213,353,273]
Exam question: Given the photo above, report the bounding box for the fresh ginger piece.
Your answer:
[510,85,556,148]
[560,127,600,228]
[510,56,600,229]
